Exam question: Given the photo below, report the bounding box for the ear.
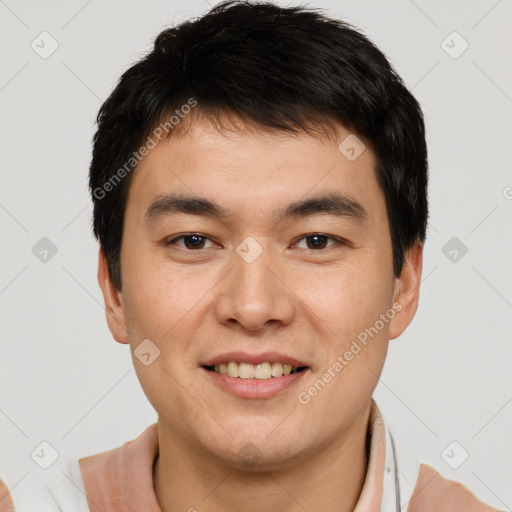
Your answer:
[389,240,423,340]
[97,248,129,344]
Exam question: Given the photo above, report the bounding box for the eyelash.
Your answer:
[165,233,347,251]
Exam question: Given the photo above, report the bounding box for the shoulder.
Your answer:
[0,458,89,512]
[1,424,158,512]
[0,474,14,512]
[407,463,504,512]
[377,403,502,512]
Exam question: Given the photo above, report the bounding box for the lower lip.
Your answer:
[202,367,309,399]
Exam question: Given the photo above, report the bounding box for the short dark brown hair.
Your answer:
[89,0,428,290]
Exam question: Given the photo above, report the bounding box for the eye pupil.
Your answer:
[185,235,205,249]
[173,234,336,251]
[307,235,327,249]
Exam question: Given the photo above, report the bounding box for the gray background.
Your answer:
[0,0,511,508]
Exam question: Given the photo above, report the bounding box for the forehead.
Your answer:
[126,118,383,221]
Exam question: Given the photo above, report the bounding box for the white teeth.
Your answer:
[271,362,283,377]
[227,361,239,378]
[210,361,304,379]
[254,362,272,379]
[239,362,255,379]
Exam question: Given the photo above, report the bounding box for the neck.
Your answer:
[154,402,372,512]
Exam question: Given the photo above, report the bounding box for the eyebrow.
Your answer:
[144,192,367,225]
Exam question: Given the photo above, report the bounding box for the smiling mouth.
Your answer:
[203,362,309,379]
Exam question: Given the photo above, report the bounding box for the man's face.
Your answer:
[102,118,418,468]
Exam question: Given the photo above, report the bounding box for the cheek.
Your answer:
[296,269,392,419]
[121,261,215,391]
[122,277,170,340]
[299,263,393,343]
[121,248,197,340]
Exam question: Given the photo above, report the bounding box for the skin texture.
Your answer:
[98,118,423,512]
[410,464,502,512]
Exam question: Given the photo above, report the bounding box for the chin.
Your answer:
[207,426,309,471]
[222,444,306,473]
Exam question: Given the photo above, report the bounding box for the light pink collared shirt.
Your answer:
[0,399,501,511]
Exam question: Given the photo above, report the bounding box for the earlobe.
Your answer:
[97,248,130,344]
[389,240,423,340]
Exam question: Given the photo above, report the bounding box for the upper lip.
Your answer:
[201,351,309,368]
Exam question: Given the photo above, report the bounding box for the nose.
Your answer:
[214,244,296,332]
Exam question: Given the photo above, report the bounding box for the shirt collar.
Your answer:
[79,399,389,512]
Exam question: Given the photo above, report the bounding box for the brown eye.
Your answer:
[306,234,329,249]
[295,234,339,250]
[183,235,206,249]
[166,234,215,250]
